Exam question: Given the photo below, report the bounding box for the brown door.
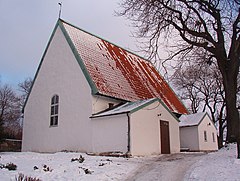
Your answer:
[160,120,170,154]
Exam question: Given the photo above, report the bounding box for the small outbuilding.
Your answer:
[179,112,218,151]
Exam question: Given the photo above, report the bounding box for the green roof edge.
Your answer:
[180,112,217,130]
[159,98,181,123]
[23,18,99,112]
[58,19,98,95]
[197,112,207,126]
[123,98,180,122]
[59,19,188,114]
[90,99,157,119]
[129,98,158,114]
[58,19,149,62]
[23,18,188,116]
[22,19,60,112]
[198,112,217,130]
[91,98,180,123]
[130,98,180,122]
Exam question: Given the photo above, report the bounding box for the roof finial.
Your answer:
[58,2,62,19]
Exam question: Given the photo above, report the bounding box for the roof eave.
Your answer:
[93,92,130,102]
[179,125,198,128]
[198,112,217,130]
[90,111,129,119]
[157,98,181,123]
[22,19,61,113]
[58,19,98,95]
[131,98,181,123]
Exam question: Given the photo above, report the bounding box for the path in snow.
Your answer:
[125,153,206,181]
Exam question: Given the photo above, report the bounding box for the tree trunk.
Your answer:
[219,59,239,143]
[224,77,240,159]
[220,58,240,158]
[218,119,224,149]
[237,141,240,159]
[225,86,239,143]
[237,112,240,159]
[218,136,223,149]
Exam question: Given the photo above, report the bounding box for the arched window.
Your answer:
[50,95,59,126]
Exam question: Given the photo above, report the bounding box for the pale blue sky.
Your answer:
[0,0,137,86]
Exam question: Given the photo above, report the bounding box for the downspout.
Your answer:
[127,113,131,156]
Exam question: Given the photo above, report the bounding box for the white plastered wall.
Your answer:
[198,115,218,151]
[92,95,123,114]
[130,101,180,156]
[91,114,128,153]
[22,26,94,152]
[179,126,199,151]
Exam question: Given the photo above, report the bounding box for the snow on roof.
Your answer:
[91,98,157,118]
[179,112,207,127]
[60,20,188,114]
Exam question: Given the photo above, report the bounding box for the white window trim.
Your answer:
[50,95,59,127]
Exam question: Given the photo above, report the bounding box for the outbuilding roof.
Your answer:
[91,98,157,118]
[179,112,209,127]
[58,19,188,114]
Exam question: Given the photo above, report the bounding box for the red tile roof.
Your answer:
[61,20,188,114]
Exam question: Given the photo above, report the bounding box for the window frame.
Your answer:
[50,95,59,127]
[204,130,207,142]
[212,132,216,142]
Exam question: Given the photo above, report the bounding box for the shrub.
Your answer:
[0,163,4,169]
[42,164,52,172]
[5,162,17,171]
[79,166,93,174]
[15,173,41,181]
[71,155,85,163]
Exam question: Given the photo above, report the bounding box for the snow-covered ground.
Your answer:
[185,144,240,181]
[0,151,151,181]
[0,144,240,181]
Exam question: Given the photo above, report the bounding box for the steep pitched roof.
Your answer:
[58,19,188,114]
[179,112,211,127]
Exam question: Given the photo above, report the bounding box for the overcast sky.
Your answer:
[0,0,138,87]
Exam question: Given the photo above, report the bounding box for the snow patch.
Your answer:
[1,144,240,180]
[185,144,240,181]
[0,152,148,181]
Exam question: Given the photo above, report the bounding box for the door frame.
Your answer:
[160,120,170,154]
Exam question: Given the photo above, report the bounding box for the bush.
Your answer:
[71,155,85,163]
[79,167,94,174]
[0,163,4,169]
[15,173,41,181]
[42,164,53,172]
[5,162,17,171]
[0,162,17,171]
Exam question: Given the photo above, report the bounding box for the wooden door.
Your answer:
[160,120,170,154]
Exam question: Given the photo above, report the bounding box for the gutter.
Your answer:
[90,111,128,119]
[127,113,131,154]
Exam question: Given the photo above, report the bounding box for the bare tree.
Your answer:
[119,0,240,157]
[18,77,32,97]
[18,77,33,108]
[173,62,227,148]
[0,84,21,141]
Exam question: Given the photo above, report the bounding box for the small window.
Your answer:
[204,131,207,142]
[212,132,215,142]
[50,95,59,126]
